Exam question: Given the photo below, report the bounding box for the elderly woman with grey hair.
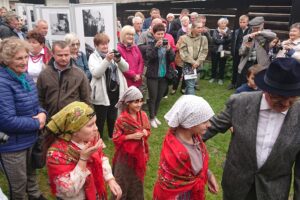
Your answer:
[0,38,47,200]
[153,95,219,200]
[210,17,232,85]
[64,32,91,80]
[0,11,19,39]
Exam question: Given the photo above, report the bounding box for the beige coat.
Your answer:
[178,33,208,67]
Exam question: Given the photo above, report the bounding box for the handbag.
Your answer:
[31,129,47,169]
[165,66,178,84]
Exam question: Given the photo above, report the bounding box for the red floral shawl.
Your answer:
[112,110,150,182]
[153,129,209,200]
[46,139,107,200]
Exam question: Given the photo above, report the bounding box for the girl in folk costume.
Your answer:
[112,86,151,200]
[46,102,122,200]
[153,95,219,200]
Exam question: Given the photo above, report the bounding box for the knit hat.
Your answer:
[115,86,143,111]
[47,101,95,141]
[164,95,214,128]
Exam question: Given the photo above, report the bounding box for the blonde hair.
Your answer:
[0,37,31,65]
[135,11,145,21]
[120,25,135,44]
[64,32,80,46]
[239,15,249,21]
[181,16,190,23]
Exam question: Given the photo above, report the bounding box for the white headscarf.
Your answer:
[164,95,214,128]
[115,86,143,112]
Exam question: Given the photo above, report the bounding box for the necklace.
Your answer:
[30,54,43,63]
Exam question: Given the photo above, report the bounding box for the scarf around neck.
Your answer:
[5,67,31,91]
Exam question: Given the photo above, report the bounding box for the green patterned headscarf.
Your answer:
[47,101,95,141]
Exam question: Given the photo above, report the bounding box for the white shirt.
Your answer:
[27,49,45,83]
[256,94,288,168]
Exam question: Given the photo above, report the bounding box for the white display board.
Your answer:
[39,6,72,45]
[71,3,117,54]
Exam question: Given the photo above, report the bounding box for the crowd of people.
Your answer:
[0,4,300,200]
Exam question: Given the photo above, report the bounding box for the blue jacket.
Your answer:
[0,66,45,152]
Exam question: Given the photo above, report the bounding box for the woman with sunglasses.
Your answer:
[65,33,91,81]
[112,86,151,200]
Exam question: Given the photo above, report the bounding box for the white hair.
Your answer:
[166,13,174,18]
[190,12,198,17]
[132,16,143,24]
[64,33,80,45]
[218,17,229,25]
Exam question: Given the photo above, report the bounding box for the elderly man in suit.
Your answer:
[237,16,276,87]
[203,57,300,200]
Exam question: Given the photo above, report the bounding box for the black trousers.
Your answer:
[211,52,227,80]
[231,54,241,85]
[172,66,185,91]
[147,78,168,119]
[94,89,119,139]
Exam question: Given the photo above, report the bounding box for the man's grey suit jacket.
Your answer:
[203,91,300,200]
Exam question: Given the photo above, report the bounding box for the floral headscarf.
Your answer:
[47,101,95,141]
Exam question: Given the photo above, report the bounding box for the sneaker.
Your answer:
[170,90,176,95]
[163,95,168,99]
[154,117,161,125]
[209,78,215,83]
[180,89,185,94]
[150,119,158,128]
[218,79,224,85]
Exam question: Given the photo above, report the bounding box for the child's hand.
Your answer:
[142,129,148,136]
[129,132,144,140]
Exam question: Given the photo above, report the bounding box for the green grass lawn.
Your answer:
[0,79,234,199]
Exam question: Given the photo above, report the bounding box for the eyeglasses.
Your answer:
[71,43,80,47]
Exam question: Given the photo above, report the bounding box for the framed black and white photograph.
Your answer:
[71,3,117,54]
[15,3,29,28]
[33,4,44,25]
[25,4,39,30]
[39,6,72,45]
[50,13,70,35]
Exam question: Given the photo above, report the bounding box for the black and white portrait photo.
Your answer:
[50,13,70,35]
[82,9,105,37]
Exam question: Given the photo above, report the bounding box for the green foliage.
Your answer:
[0,79,234,200]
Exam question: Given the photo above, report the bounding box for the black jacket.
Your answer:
[140,42,175,79]
[0,22,18,39]
[211,28,232,53]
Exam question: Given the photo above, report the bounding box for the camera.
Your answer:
[112,49,121,59]
[0,132,9,144]
[162,39,168,46]
[247,37,253,42]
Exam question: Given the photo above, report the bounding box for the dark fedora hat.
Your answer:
[254,58,300,96]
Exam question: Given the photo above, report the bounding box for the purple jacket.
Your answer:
[117,43,144,87]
